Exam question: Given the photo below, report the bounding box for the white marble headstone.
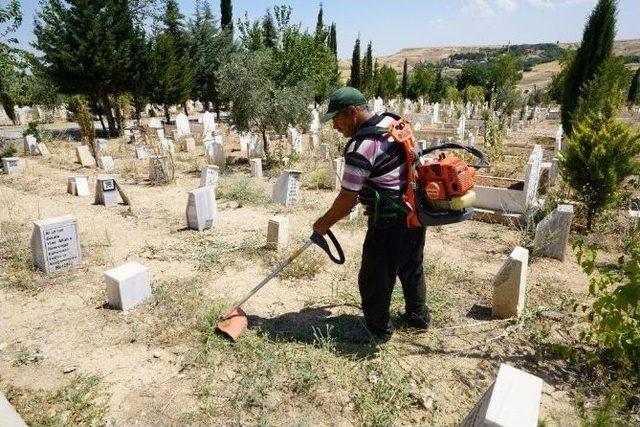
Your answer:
[24,135,39,156]
[95,175,119,207]
[175,112,191,139]
[2,157,22,174]
[30,215,82,273]
[202,111,216,138]
[200,165,220,188]
[272,170,302,206]
[186,186,218,231]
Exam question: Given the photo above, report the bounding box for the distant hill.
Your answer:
[339,39,640,90]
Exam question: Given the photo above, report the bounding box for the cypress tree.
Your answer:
[628,67,640,104]
[401,58,409,99]
[262,9,277,49]
[328,23,337,57]
[561,0,616,135]
[361,41,373,96]
[315,3,325,43]
[220,0,232,33]
[349,37,361,90]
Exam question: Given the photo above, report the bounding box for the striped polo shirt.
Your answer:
[341,114,407,195]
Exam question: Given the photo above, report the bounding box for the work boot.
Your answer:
[403,310,431,330]
[365,321,393,342]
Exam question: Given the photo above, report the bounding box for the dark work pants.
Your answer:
[358,222,427,334]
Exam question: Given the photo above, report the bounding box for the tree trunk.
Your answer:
[261,128,269,159]
[114,94,124,136]
[164,103,171,124]
[102,95,117,137]
[97,114,107,134]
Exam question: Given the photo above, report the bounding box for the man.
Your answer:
[313,87,430,340]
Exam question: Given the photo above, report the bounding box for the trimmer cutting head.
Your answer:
[215,307,248,341]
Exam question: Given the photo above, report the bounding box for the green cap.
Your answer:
[321,87,367,122]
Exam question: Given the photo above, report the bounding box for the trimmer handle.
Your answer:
[310,229,345,264]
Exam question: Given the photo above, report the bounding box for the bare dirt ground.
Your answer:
[0,118,609,425]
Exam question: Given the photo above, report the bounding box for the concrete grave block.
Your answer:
[30,215,82,273]
[149,156,171,182]
[183,137,196,153]
[267,216,289,250]
[462,364,542,427]
[319,143,330,160]
[0,391,27,427]
[175,112,191,139]
[250,158,263,178]
[104,261,151,311]
[76,145,96,167]
[200,165,219,188]
[95,175,119,207]
[135,144,148,159]
[272,170,302,206]
[186,186,218,231]
[523,145,544,209]
[202,111,216,138]
[24,135,39,155]
[37,142,50,156]
[97,156,115,172]
[67,176,90,196]
[332,157,345,190]
[205,139,225,168]
[492,246,529,319]
[533,204,573,261]
[2,157,22,174]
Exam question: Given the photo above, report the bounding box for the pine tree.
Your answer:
[401,58,409,99]
[327,23,337,57]
[628,66,640,105]
[349,37,361,90]
[315,3,325,44]
[361,41,373,96]
[221,0,232,33]
[262,9,277,49]
[561,0,616,135]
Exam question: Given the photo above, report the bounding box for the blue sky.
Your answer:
[12,0,640,59]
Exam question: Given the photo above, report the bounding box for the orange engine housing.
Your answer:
[417,153,475,201]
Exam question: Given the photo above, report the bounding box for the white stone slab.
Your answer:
[310,109,320,134]
[97,156,115,172]
[76,145,96,167]
[462,364,542,427]
[272,170,302,206]
[267,216,289,250]
[186,186,218,231]
[250,158,262,178]
[104,261,151,311]
[175,112,191,139]
[533,204,573,261]
[95,175,119,207]
[67,176,90,196]
[37,142,50,156]
[205,140,225,168]
[30,215,82,273]
[135,144,148,159]
[0,391,27,426]
[2,157,22,174]
[492,246,528,319]
[523,145,544,209]
[24,134,39,155]
[200,165,219,188]
[202,111,216,138]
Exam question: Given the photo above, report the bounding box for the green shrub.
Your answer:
[0,144,17,159]
[574,224,640,372]
[218,174,267,207]
[559,113,640,230]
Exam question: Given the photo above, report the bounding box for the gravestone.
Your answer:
[148,118,162,128]
[523,145,544,209]
[175,112,191,139]
[288,126,302,154]
[319,143,330,160]
[310,109,320,134]
[97,156,115,172]
[2,157,22,174]
[135,144,148,159]
[186,186,218,231]
[183,137,196,153]
[462,364,542,427]
[149,156,171,182]
[533,204,573,261]
[332,157,345,190]
[67,176,90,197]
[37,143,50,156]
[267,216,289,250]
[250,158,263,178]
[76,145,96,167]
[95,175,119,207]
[272,170,302,206]
[247,135,264,158]
[104,261,151,311]
[239,133,252,153]
[457,114,466,141]
[431,103,440,125]
[492,246,529,319]
[202,111,216,138]
[200,165,219,188]
[97,138,108,152]
[30,215,82,273]
[24,135,39,155]
[206,140,225,168]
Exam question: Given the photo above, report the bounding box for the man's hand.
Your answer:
[313,190,359,235]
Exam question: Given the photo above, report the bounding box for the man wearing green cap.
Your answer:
[313,87,430,340]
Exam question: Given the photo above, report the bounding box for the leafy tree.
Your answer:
[0,0,22,122]
[349,37,361,90]
[34,0,143,136]
[462,85,485,104]
[401,58,408,99]
[561,0,616,135]
[361,41,373,96]
[375,65,397,100]
[559,113,640,230]
[407,64,436,101]
[220,0,232,33]
[457,62,491,92]
[628,66,640,105]
[218,50,312,157]
[490,52,522,91]
[237,12,264,51]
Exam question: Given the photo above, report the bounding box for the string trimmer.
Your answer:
[216,229,345,341]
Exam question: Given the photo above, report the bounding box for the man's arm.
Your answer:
[313,189,359,235]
